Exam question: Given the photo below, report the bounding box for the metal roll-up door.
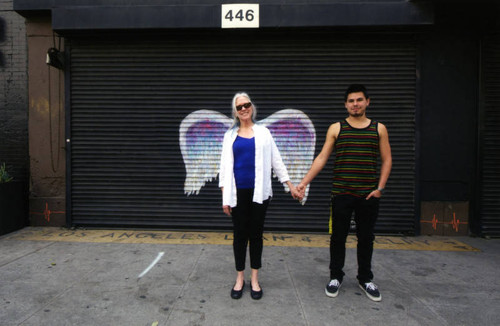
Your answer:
[68,30,416,233]
[479,32,500,237]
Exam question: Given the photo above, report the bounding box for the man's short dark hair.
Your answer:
[344,84,369,102]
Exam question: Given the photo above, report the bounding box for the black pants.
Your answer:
[329,194,379,284]
[231,189,269,271]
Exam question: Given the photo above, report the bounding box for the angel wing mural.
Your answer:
[179,109,316,203]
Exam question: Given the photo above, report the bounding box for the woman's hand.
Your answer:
[223,205,232,216]
[287,182,303,201]
[291,187,303,201]
[221,187,231,216]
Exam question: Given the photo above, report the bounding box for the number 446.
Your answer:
[225,9,255,22]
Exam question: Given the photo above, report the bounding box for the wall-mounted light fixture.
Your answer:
[46,33,64,70]
[46,47,65,70]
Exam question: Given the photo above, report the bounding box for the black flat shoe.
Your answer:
[230,282,245,299]
[250,285,263,300]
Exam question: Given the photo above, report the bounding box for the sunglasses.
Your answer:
[236,102,252,111]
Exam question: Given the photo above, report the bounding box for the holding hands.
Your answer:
[289,183,302,201]
[296,183,306,200]
[288,181,306,202]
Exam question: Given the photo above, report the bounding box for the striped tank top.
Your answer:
[331,119,379,197]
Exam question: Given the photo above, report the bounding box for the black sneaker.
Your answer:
[359,282,381,302]
[325,279,342,297]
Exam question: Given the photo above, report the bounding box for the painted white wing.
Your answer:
[179,109,232,195]
[260,109,316,204]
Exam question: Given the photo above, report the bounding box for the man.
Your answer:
[297,84,392,302]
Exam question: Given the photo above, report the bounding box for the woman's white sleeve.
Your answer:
[271,136,290,183]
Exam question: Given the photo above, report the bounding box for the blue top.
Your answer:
[233,136,256,189]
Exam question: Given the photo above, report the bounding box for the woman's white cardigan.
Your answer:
[219,124,290,208]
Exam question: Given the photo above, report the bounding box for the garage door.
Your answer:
[68,29,416,233]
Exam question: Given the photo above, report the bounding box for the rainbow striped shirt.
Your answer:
[332,119,379,197]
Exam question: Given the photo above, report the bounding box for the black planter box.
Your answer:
[0,182,28,236]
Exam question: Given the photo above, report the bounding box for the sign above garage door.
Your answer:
[222,4,260,29]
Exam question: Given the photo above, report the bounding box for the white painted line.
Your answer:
[138,252,164,279]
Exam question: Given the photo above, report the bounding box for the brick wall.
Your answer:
[0,0,28,182]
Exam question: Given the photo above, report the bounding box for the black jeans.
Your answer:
[329,194,379,284]
[231,189,269,271]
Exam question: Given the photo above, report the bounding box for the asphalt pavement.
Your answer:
[0,227,499,326]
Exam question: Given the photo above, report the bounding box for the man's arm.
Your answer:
[297,122,339,194]
[366,122,392,199]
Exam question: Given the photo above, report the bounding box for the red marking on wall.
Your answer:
[431,213,438,229]
[451,212,461,232]
[30,202,65,222]
[421,212,467,232]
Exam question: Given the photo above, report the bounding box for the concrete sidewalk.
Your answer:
[0,227,499,326]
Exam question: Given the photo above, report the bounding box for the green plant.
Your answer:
[0,163,13,183]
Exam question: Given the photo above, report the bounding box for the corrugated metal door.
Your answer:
[68,30,416,233]
[479,32,500,237]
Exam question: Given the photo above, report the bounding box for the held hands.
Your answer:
[289,182,307,202]
[289,184,302,201]
[296,183,306,201]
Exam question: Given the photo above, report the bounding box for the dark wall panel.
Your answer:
[479,32,500,237]
[419,30,478,202]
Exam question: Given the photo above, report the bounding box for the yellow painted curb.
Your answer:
[6,227,479,252]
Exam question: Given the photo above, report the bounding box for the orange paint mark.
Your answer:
[30,202,65,222]
[421,212,468,233]
[451,212,460,232]
[432,213,438,230]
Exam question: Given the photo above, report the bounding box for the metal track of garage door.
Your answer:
[479,32,500,237]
